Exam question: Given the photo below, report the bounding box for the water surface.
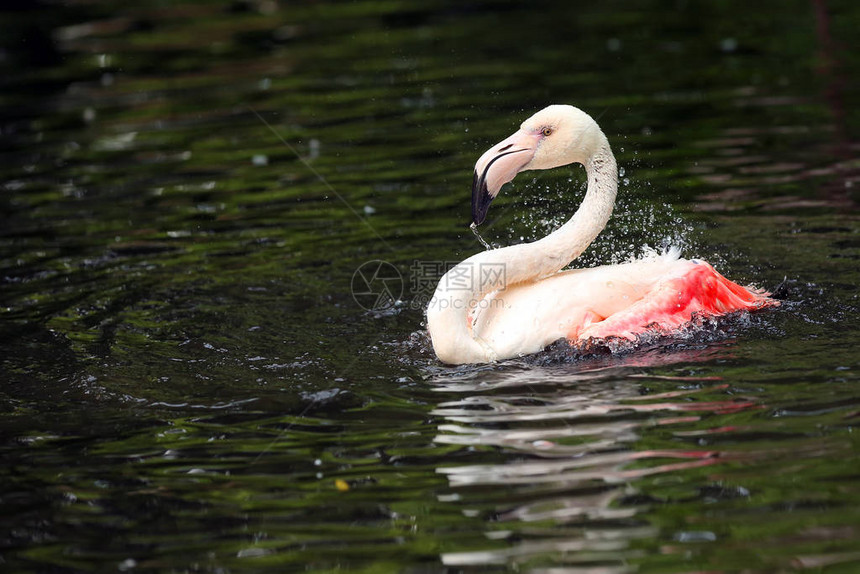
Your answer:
[1,1,859,572]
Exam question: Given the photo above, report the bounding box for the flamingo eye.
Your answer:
[541,127,553,137]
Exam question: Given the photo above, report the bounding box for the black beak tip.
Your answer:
[471,171,493,226]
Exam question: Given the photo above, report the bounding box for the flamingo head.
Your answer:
[471,104,603,225]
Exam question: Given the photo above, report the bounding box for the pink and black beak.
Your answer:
[471,129,540,225]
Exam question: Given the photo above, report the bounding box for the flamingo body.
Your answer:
[576,257,772,341]
[426,105,777,365]
[470,252,772,360]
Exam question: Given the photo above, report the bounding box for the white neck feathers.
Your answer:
[427,130,617,364]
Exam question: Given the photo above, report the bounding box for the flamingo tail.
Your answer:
[577,260,778,342]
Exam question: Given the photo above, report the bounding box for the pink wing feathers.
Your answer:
[577,260,777,342]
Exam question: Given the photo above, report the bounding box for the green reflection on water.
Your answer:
[1,0,859,572]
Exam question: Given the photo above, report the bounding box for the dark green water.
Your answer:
[2,1,859,572]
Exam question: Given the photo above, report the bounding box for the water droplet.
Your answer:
[674,531,717,543]
[720,37,738,53]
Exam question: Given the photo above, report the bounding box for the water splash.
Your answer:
[469,222,492,250]
[503,169,700,267]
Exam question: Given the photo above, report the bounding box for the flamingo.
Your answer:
[426,105,777,365]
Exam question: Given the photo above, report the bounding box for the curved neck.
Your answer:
[514,138,618,282]
[427,136,618,364]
